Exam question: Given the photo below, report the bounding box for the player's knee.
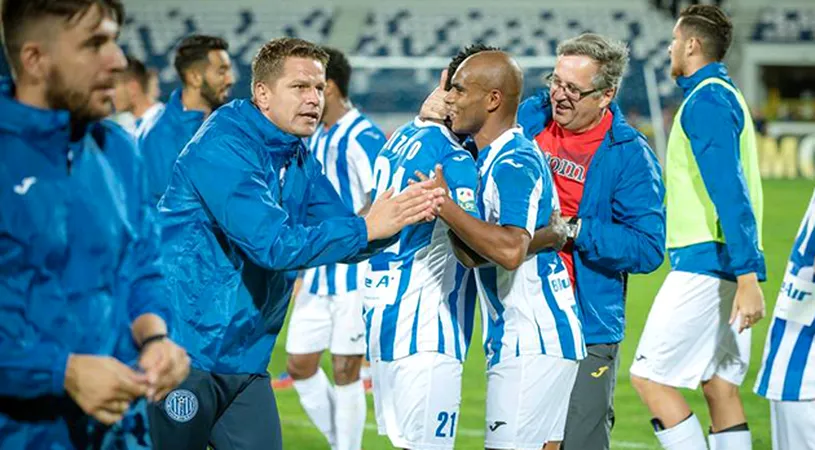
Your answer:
[287,354,320,380]
[331,355,362,385]
[702,377,740,404]
[630,374,651,396]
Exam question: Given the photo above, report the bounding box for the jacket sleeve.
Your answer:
[182,136,370,271]
[303,156,395,263]
[574,137,666,274]
[0,243,71,398]
[682,86,764,276]
[124,146,173,326]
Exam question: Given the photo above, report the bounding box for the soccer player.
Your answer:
[430,50,586,450]
[630,5,765,450]
[0,0,189,447]
[517,34,665,450]
[755,188,815,450]
[137,34,233,204]
[111,56,163,134]
[284,47,386,450]
[150,37,445,450]
[362,44,495,450]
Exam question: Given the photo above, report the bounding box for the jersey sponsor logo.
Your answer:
[13,176,37,195]
[781,277,813,302]
[546,152,586,183]
[164,389,199,423]
[456,187,477,213]
[365,274,392,288]
[488,421,507,432]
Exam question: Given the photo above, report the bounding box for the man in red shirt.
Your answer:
[519,34,665,450]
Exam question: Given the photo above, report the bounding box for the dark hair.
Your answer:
[251,37,329,87]
[173,34,229,84]
[121,55,149,92]
[446,44,499,90]
[322,46,351,98]
[1,0,124,74]
[678,4,733,62]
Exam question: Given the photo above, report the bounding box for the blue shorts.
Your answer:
[148,368,281,450]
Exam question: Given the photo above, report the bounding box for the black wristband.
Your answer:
[139,334,167,351]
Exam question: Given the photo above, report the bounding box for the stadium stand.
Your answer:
[114,4,678,128]
[118,3,335,96]
[751,7,815,42]
[348,7,678,121]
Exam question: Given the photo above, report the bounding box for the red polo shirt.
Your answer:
[534,110,613,286]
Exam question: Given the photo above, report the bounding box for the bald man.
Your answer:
[425,51,586,450]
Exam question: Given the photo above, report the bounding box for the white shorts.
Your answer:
[630,271,751,389]
[771,399,815,450]
[285,288,366,356]
[371,352,463,450]
[485,354,579,450]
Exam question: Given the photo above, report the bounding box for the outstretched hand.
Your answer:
[364,180,446,240]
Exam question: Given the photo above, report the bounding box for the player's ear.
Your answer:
[187,68,204,89]
[325,79,338,100]
[253,81,270,111]
[18,41,49,81]
[486,89,502,113]
[598,88,614,109]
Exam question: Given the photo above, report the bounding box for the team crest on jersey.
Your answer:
[456,188,477,212]
[164,389,199,423]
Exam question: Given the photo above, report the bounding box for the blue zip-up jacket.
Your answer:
[0,79,169,448]
[160,99,390,374]
[670,62,766,281]
[518,92,666,345]
[137,89,205,205]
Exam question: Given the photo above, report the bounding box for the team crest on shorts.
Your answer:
[164,389,199,423]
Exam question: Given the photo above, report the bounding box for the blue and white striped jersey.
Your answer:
[363,118,479,363]
[755,188,815,401]
[301,108,386,296]
[475,127,586,368]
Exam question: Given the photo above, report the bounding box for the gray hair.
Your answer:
[556,33,630,96]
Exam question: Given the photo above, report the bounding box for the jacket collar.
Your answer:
[233,99,305,159]
[167,88,206,124]
[0,77,91,159]
[676,62,730,98]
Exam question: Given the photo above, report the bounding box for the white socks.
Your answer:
[709,427,752,450]
[655,414,708,450]
[293,370,367,450]
[334,380,367,450]
[293,369,337,449]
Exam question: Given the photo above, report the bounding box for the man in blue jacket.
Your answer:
[0,0,189,448]
[137,34,234,205]
[516,34,666,450]
[630,6,765,450]
[150,37,445,450]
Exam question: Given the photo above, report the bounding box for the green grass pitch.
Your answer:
[267,179,813,450]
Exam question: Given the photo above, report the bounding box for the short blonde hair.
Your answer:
[251,37,329,86]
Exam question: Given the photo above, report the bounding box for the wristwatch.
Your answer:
[566,217,582,240]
